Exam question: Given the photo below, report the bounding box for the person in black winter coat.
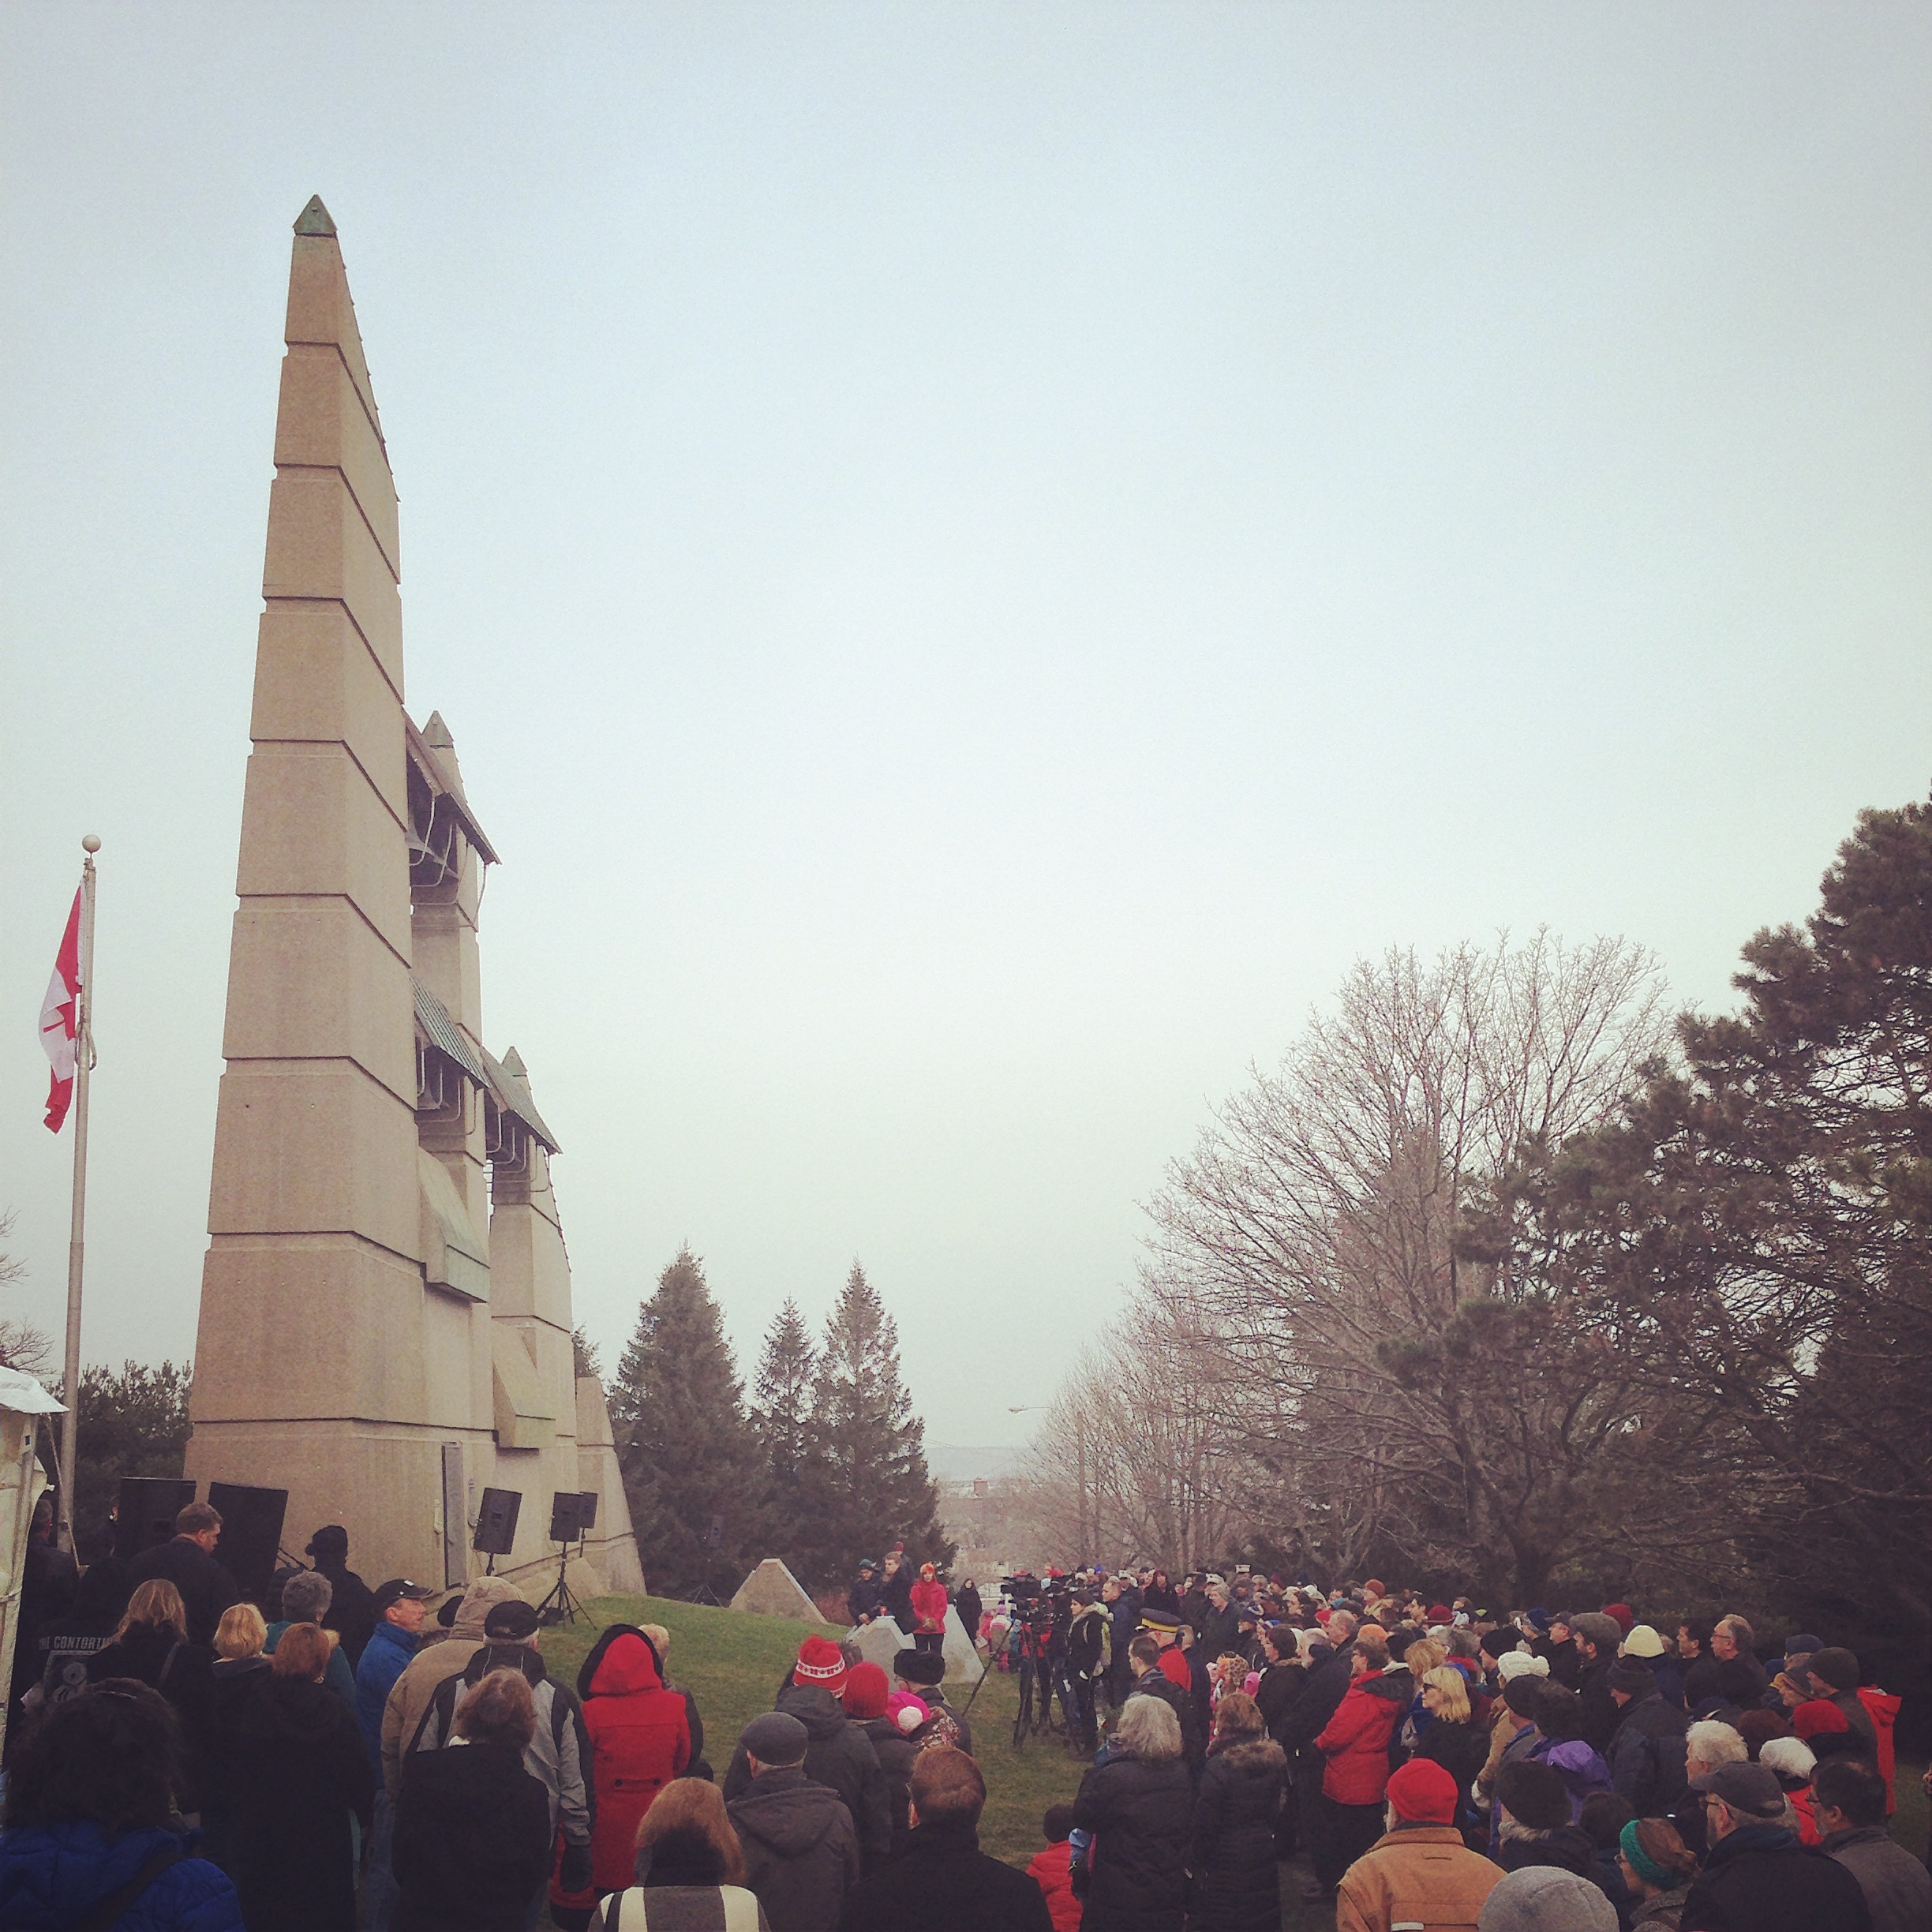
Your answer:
[879,1555,915,1634]
[1071,1693,1196,1932]
[392,1665,552,1932]
[122,1503,240,1648]
[1189,1694,1285,1932]
[1604,1661,1690,1817]
[721,1653,891,1873]
[954,1581,983,1651]
[203,1603,275,1873]
[84,1579,218,1811]
[728,1711,861,1932]
[837,1747,1051,1932]
[1408,1667,1491,1852]
[1275,1614,1358,1883]
[231,1623,376,1932]
[1680,1759,1871,1932]
[302,1525,377,1670]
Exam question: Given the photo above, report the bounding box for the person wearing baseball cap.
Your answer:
[721,1637,891,1873]
[1336,1757,1502,1930]
[1678,1759,1870,1930]
[354,1580,434,1762]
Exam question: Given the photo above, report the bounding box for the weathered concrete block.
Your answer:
[729,1558,822,1623]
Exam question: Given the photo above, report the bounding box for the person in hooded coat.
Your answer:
[231,1622,376,1932]
[722,1638,891,1873]
[575,1623,692,1893]
[1069,1693,1195,1932]
[1189,1693,1286,1932]
[391,1667,552,1932]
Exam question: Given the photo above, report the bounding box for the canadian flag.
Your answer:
[40,886,83,1133]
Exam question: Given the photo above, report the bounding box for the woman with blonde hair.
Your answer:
[87,1578,217,1810]
[233,1619,374,1930]
[1410,1666,1488,1849]
[204,1602,273,1874]
[598,1777,769,1928]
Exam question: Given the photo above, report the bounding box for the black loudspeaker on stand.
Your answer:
[472,1488,522,1574]
[536,1491,597,1627]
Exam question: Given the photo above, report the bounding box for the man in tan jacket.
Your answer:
[379,1574,530,1798]
[1336,1757,1502,1932]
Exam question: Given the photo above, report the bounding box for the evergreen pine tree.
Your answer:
[610,1246,761,1600]
[798,1263,951,1583]
[751,1300,817,1541]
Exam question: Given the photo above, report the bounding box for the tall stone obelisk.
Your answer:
[188,200,642,1596]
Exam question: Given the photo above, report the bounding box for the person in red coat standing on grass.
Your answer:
[910,1565,950,1654]
[574,1624,691,1893]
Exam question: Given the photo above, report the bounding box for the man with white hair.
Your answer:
[1668,1718,1746,1859]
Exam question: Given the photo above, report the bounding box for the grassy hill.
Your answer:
[542,1593,1086,1867]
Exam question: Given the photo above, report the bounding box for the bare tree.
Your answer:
[0,1209,54,1382]
[1021,1312,1252,1570]
[1140,932,1677,1601]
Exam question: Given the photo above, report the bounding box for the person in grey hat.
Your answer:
[1677,1759,1871,1930]
[1477,1864,1619,1931]
[1567,1613,1625,1755]
[728,1709,860,1931]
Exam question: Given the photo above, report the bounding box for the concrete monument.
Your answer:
[185,199,643,1597]
[728,1557,823,1623]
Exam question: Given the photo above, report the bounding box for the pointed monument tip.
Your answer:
[501,1046,529,1079]
[294,195,337,238]
[422,710,454,749]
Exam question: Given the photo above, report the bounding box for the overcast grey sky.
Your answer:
[2,3,1927,1447]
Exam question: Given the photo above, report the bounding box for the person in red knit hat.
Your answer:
[1335,1758,1503,1932]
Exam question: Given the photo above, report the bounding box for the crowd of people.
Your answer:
[955,1559,1925,1932]
[2,1500,1924,1932]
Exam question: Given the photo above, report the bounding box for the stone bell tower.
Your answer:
[186,198,642,1597]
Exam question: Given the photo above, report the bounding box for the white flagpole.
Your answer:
[57,835,100,1557]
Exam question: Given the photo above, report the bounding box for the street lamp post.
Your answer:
[1010,1402,1087,1562]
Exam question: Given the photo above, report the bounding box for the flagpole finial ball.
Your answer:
[81,835,101,852]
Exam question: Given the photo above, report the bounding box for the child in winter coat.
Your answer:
[1026,1804,1082,1932]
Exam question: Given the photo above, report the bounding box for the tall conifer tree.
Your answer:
[611,1246,760,1599]
[799,1262,950,1582]
[751,1299,817,1519]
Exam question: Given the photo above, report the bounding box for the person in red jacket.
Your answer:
[574,1623,691,1893]
[909,1565,950,1655]
[1312,1631,1411,1890]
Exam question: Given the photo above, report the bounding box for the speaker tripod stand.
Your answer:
[535,1537,586,1627]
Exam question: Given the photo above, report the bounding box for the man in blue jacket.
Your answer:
[354,1578,433,1932]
